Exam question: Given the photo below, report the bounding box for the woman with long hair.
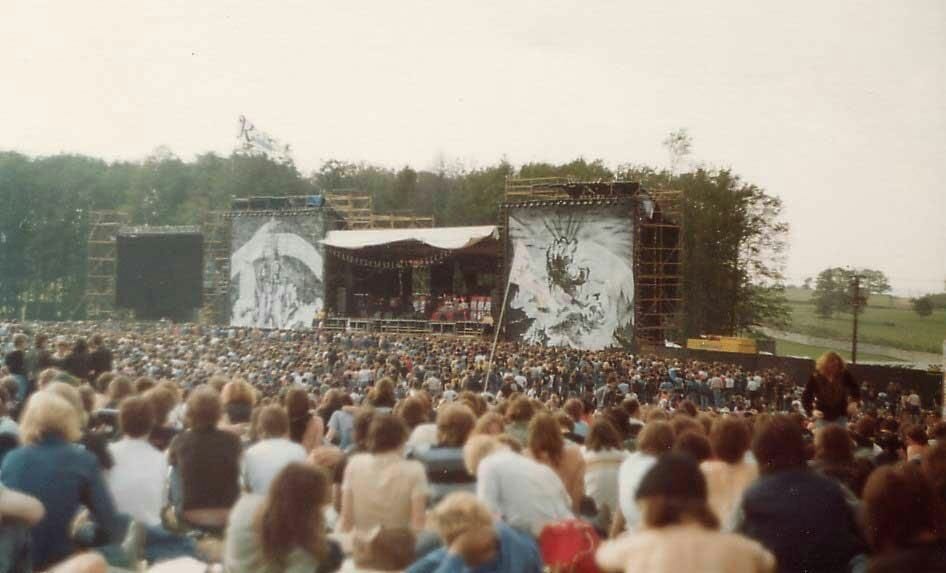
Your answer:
[225,463,341,573]
[597,454,775,573]
[285,386,324,453]
[527,412,585,514]
[581,419,627,528]
[802,352,860,428]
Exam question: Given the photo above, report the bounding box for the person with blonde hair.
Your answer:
[406,492,542,573]
[1,391,121,570]
[462,435,572,536]
[802,352,860,428]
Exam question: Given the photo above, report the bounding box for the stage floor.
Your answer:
[321,316,488,336]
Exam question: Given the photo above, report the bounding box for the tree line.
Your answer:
[0,146,790,339]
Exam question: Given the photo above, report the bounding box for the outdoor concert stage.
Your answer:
[90,180,682,350]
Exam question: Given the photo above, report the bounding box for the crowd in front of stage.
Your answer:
[0,320,943,573]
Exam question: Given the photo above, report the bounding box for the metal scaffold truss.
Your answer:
[199,211,230,325]
[85,210,129,320]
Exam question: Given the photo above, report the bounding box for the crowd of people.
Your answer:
[0,320,943,573]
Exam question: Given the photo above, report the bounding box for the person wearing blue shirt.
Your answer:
[1,391,121,570]
[407,492,542,573]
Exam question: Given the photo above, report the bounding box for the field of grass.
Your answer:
[773,339,902,363]
[777,287,946,354]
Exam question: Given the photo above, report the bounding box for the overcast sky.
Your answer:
[2,1,944,295]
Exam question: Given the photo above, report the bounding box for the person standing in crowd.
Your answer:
[50,336,71,367]
[24,333,52,396]
[802,352,860,428]
[225,463,341,573]
[242,405,307,494]
[597,453,775,573]
[62,338,92,383]
[737,415,866,573]
[406,492,543,573]
[3,333,28,403]
[87,334,112,385]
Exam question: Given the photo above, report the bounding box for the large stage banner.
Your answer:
[230,214,325,329]
[506,206,634,349]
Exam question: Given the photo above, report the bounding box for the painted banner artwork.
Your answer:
[506,206,634,349]
[230,215,325,329]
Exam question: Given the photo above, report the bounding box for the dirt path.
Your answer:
[759,327,943,369]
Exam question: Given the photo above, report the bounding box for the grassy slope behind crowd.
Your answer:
[771,287,946,356]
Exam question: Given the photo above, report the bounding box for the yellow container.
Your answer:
[687,336,757,354]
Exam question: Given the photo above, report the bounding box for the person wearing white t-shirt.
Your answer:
[612,421,675,536]
[108,396,168,527]
[463,435,573,536]
[243,405,307,494]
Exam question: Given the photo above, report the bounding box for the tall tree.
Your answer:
[811,267,889,317]
[618,164,790,337]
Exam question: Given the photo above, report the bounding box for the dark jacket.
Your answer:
[3,350,25,377]
[168,428,241,511]
[88,347,113,382]
[410,445,475,506]
[62,351,92,382]
[0,437,120,569]
[24,347,52,381]
[738,468,866,573]
[802,371,860,421]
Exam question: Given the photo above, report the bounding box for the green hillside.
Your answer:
[776,287,946,354]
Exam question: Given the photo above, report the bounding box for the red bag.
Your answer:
[538,519,601,573]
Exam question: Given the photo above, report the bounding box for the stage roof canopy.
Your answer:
[321,225,498,251]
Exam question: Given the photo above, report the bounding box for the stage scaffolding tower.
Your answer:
[199,211,231,325]
[85,210,129,320]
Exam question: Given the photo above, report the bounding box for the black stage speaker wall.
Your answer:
[116,233,204,320]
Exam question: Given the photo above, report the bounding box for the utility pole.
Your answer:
[850,274,861,364]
